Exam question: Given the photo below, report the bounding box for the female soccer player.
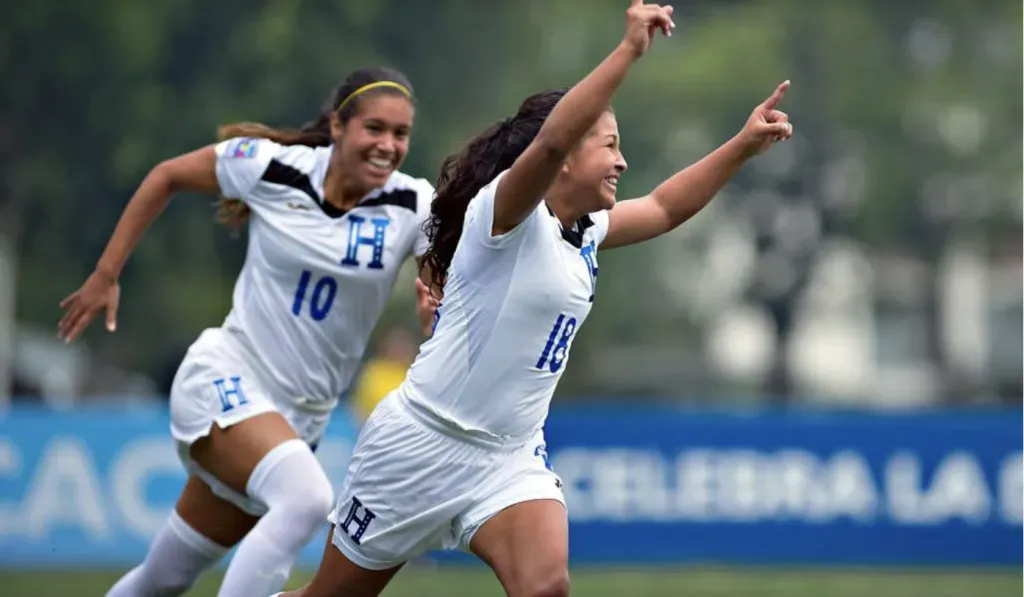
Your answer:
[58,67,438,597]
[279,2,792,596]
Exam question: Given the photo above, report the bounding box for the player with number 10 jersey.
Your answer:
[60,67,439,597]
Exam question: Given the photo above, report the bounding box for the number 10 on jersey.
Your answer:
[536,313,577,373]
[292,270,337,321]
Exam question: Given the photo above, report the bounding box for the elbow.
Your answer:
[150,160,182,194]
[651,192,693,230]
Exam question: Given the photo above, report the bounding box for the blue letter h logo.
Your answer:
[340,496,377,545]
[341,215,389,270]
[213,376,248,412]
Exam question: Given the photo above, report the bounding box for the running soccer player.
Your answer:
[278,3,792,596]
[59,67,438,597]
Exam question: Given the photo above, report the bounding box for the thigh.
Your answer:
[175,475,260,548]
[171,331,302,495]
[469,499,570,597]
[286,527,404,597]
[329,396,481,570]
[189,411,301,494]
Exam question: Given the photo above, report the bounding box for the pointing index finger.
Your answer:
[762,80,790,110]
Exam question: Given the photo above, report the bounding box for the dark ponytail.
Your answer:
[216,66,415,229]
[422,88,567,292]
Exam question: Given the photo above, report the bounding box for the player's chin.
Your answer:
[596,185,618,210]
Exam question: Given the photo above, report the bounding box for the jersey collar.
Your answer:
[545,205,594,249]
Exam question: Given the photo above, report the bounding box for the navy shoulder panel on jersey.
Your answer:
[261,158,418,219]
[360,189,417,212]
[262,159,321,204]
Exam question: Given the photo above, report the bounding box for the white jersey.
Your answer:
[401,170,609,439]
[211,136,434,407]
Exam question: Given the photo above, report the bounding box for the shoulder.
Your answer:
[388,170,435,199]
[216,138,322,174]
[582,209,610,247]
[370,170,434,216]
[263,142,322,175]
[245,142,323,198]
[216,137,282,162]
[465,169,509,217]
[214,138,288,199]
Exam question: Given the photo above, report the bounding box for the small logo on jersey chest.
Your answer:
[287,201,311,211]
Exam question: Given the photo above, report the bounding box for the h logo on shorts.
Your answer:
[213,376,248,412]
[339,496,376,545]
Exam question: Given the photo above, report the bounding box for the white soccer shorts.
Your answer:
[326,392,565,570]
[169,327,333,515]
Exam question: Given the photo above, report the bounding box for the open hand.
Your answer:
[58,270,120,343]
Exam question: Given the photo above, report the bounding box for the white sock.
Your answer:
[217,439,334,597]
[107,509,228,597]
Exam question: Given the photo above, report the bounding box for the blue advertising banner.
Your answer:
[0,405,1019,568]
[0,407,358,568]
[543,407,1021,566]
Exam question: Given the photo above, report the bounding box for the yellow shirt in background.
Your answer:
[352,359,410,423]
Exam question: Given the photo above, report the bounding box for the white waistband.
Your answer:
[397,389,536,450]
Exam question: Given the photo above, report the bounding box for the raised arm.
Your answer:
[491,1,676,235]
[58,146,221,342]
[602,80,793,250]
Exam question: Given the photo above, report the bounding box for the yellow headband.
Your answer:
[336,81,412,114]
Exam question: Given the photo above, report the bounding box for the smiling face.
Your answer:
[330,92,415,193]
[560,110,628,213]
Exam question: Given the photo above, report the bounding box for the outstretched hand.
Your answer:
[738,80,794,157]
[58,271,120,344]
[621,0,676,58]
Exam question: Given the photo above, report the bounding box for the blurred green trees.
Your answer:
[3,0,1020,401]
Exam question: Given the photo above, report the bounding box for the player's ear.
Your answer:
[329,112,344,140]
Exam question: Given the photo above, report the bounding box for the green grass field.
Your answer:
[1,566,1019,597]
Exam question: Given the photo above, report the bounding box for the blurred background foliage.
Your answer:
[2,0,1020,407]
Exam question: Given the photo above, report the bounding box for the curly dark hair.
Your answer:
[216,67,415,229]
[421,88,568,293]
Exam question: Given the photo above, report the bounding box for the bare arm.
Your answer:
[95,146,221,279]
[491,2,675,235]
[602,137,750,249]
[602,80,793,250]
[58,145,222,342]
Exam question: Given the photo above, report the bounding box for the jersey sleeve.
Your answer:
[590,208,611,247]
[412,178,436,258]
[214,137,281,200]
[464,169,540,249]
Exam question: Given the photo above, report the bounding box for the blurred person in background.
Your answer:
[279,2,790,596]
[58,67,438,597]
[351,326,420,423]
